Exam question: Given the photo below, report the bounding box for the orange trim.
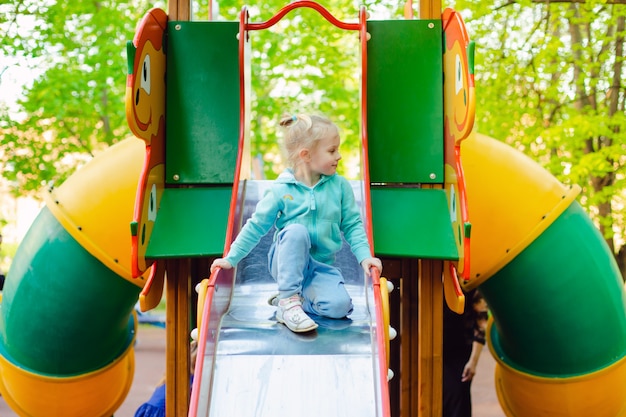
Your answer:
[138,261,165,311]
[454,145,471,279]
[131,145,151,278]
[360,7,375,252]
[372,267,392,417]
[443,261,465,314]
[357,7,391,415]
[220,5,250,258]
[188,271,216,417]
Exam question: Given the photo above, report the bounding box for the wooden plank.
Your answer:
[166,259,191,417]
[410,259,420,416]
[417,259,443,417]
[419,0,441,19]
[398,258,420,416]
[168,0,191,20]
[432,261,443,417]
[418,259,433,417]
[176,260,191,417]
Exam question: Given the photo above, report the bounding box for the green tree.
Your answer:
[200,0,372,179]
[454,0,626,276]
[7,0,625,274]
[1,0,387,193]
[0,0,158,196]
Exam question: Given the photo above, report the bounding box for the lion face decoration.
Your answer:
[126,8,167,145]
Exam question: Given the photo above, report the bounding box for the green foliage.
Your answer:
[0,0,155,195]
[193,0,366,179]
[1,0,381,192]
[453,0,626,252]
[5,0,626,257]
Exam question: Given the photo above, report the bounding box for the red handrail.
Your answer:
[187,275,215,416]
[357,5,392,416]
[244,1,360,32]
[371,266,392,417]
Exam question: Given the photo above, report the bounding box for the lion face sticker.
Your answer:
[443,8,475,144]
[126,8,167,145]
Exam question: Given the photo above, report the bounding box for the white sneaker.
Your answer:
[276,295,318,333]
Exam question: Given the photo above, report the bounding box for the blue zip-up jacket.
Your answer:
[224,169,372,267]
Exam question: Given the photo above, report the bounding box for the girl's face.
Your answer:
[309,133,342,176]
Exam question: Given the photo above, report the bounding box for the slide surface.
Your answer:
[191,180,388,417]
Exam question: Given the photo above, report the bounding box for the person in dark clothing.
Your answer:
[443,288,488,417]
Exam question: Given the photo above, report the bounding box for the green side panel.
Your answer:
[482,201,626,377]
[367,20,443,184]
[166,21,239,184]
[147,187,231,258]
[371,187,457,259]
[0,207,138,376]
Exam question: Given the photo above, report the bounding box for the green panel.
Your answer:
[147,187,231,258]
[371,187,457,259]
[367,20,443,184]
[166,21,239,184]
[0,207,138,376]
[482,201,626,377]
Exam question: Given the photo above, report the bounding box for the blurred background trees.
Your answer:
[454,0,626,274]
[1,0,158,194]
[2,0,626,276]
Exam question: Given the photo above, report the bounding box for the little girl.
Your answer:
[210,113,382,333]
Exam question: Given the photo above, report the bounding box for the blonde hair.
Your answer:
[279,113,339,168]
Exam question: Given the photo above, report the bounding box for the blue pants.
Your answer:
[268,224,353,319]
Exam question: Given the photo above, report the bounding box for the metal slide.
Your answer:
[190,180,388,417]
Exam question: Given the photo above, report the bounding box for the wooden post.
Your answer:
[418,259,443,417]
[163,3,192,417]
[168,0,191,21]
[398,258,420,416]
[417,4,443,416]
[418,0,441,19]
[165,259,192,417]
[388,257,444,417]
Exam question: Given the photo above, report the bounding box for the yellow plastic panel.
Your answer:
[493,354,626,417]
[44,138,145,284]
[0,347,135,417]
[461,133,580,288]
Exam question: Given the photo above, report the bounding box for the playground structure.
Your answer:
[0,1,624,417]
